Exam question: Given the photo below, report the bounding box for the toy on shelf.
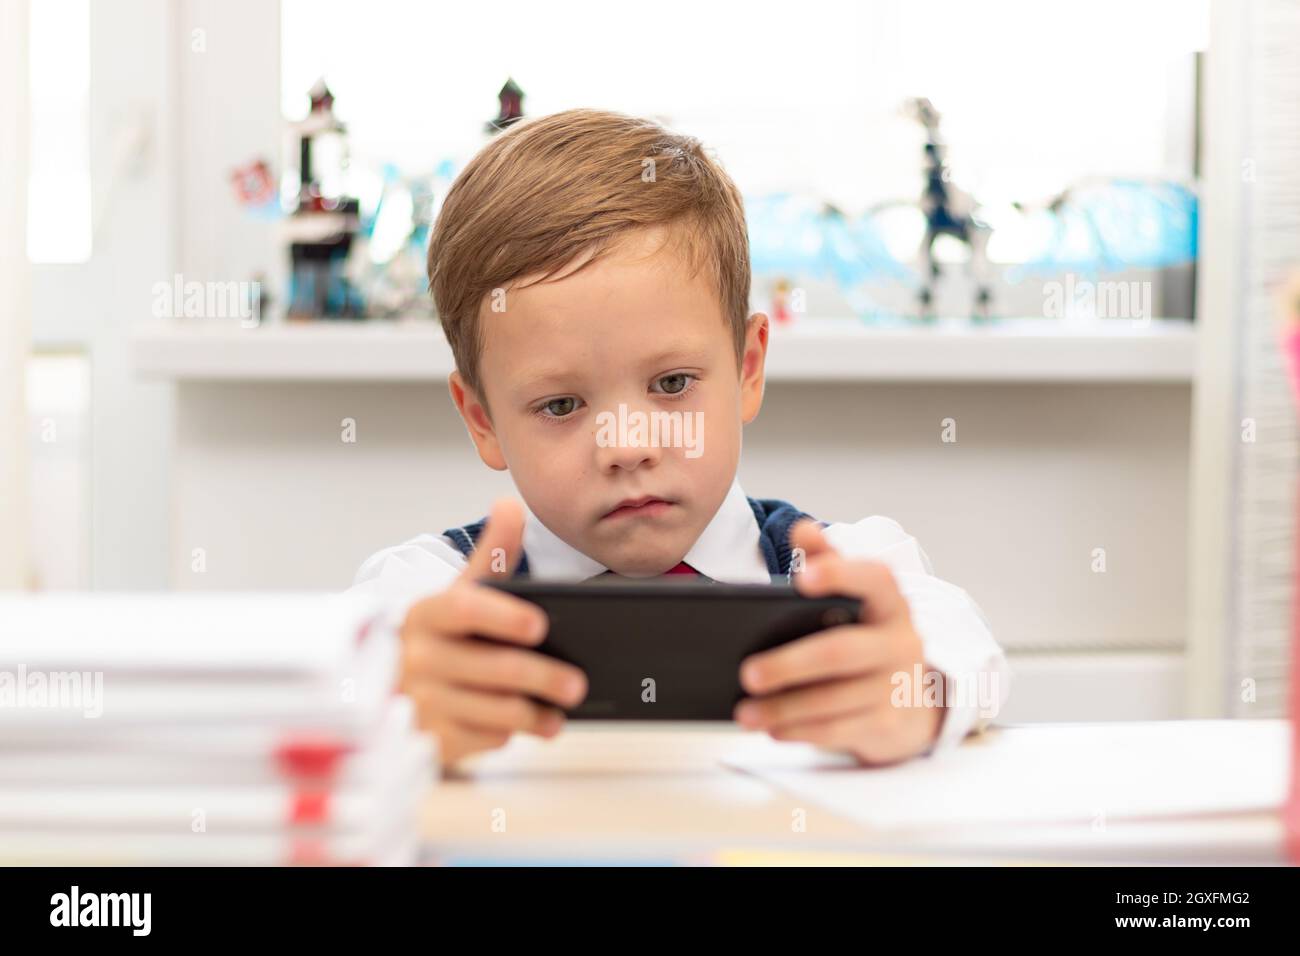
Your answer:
[1008,178,1198,280]
[485,78,525,134]
[747,193,907,323]
[866,97,994,320]
[230,158,276,210]
[283,79,364,319]
[361,163,445,319]
[770,278,793,325]
[855,97,1199,322]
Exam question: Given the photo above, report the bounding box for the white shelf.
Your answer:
[133,319,451,382]
[766,318,1195,383]
[132,317,1196,384]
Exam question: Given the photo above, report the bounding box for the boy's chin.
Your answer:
[598,549,689,578]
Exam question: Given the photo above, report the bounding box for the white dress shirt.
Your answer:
[351,477,1011,753]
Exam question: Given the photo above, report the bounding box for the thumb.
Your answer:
[789,517,836,571]
[461,498,527,582]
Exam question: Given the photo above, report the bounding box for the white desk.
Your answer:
[420,721,1289,865]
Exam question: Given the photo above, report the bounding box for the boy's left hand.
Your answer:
[734,519,946,764]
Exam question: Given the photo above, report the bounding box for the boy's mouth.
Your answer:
[601,495,675,521]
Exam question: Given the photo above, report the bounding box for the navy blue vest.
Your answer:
[442,497,818,582]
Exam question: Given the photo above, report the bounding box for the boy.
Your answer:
[352,109,1009,768]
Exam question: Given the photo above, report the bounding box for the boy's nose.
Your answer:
[592,404,665,472]
[596,438,663,473]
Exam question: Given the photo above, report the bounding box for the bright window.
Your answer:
[281,0,1209,211]
[27,0,92,264]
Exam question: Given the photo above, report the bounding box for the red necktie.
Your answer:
[598,561,702,579]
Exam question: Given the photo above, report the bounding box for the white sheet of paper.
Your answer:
[722,719,1290,830]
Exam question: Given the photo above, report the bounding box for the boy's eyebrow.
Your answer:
[638,345,712,369]
[513,345,715,394]
[511,368,582,396]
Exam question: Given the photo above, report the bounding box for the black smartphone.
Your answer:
[480,579,861,720]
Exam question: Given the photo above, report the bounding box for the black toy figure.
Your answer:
[903,97,993,319]
[284,79,363,319]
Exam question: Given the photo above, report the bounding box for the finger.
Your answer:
[437,727,511,767]
[418,716,512,767]
[796,556,906,625]
[734,673,890,731]
[740,625,890,695]
[461,497,528,582]
[789,518,836,568]
[405,693,513,759]
[404,582,547,646]
[770,706,876,747]
[414,681,566,737]
[415,639,586,709]
[770,706,922,766]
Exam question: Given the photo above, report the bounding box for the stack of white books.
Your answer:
[0,593,435,865]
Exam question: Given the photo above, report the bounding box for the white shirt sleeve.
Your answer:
[349,533,469,630]
[821,516,1011,753]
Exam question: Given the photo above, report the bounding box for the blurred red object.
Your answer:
[1280,271,1300,864]
[231,158,275,207]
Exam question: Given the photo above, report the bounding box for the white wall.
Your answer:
[175,0,281,307]
[168,381,1190,655]
[0,0,32,590]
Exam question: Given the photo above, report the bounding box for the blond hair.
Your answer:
[428,109,750,394]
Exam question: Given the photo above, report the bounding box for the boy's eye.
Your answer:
[540,397,578,418]
[653,373,692,395]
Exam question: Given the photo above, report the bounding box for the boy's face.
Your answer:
[450,225,769,576]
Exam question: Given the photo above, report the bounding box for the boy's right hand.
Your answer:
[398,499,587,767]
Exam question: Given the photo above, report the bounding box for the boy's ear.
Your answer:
[740,312,770,424]
[449,371,508,471]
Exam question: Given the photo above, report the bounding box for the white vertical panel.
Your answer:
[1230,0,1300,716]
[0,0,31,590]
[82,0,179,589]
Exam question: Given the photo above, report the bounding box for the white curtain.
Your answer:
[0,0,31,589]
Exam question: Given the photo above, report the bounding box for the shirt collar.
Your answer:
[521,478,772,583]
